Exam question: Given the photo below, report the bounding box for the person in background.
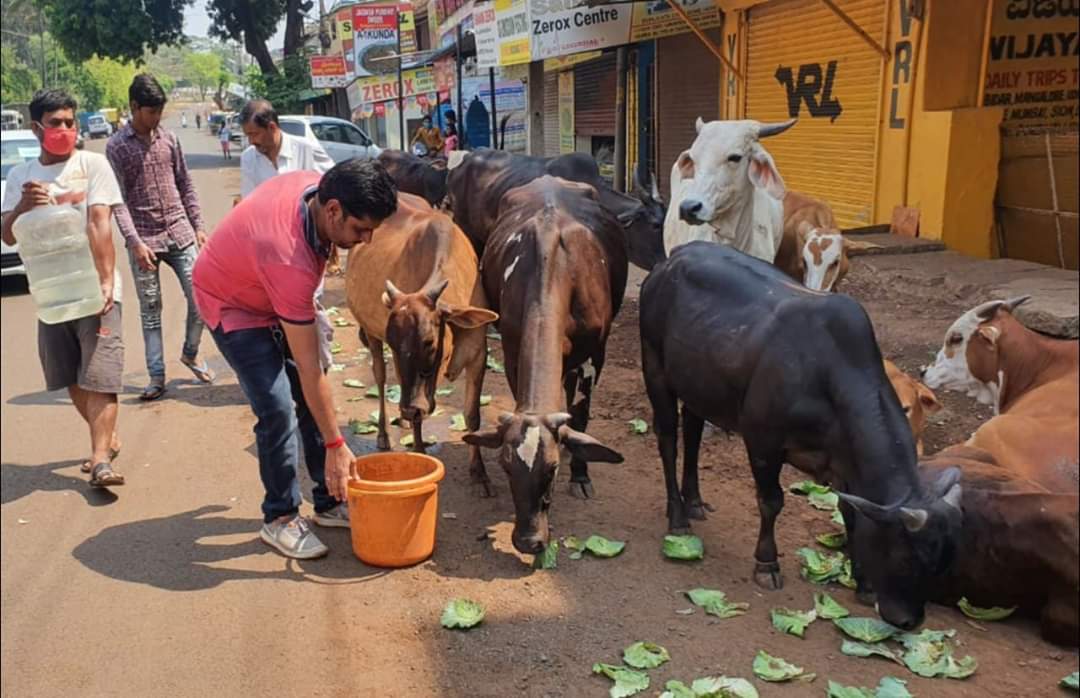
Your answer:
[195,113,202,130]
[409,114,443,158]
[443,124,458,157]
[106,73,214,402]
[181,112,188,128]
[238,99,334,199]
[219,121,232,160]
[0,89,128,487]
[192,161,398,558]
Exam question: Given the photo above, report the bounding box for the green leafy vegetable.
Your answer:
[332,317,352,327]
[826,681,874,698]
[450,413,469,432]
[771,607,817,638]
[562,535,585,560]
[809,490,840,511]
[685,589,749,619]
[831,509,846,527]
[628,418,649,435]
[790,480,830,496]
[486,354,505,374]
[752,650,814,683]
[663,535,704,561]
[329,363,346,372]
[814,592,850,619]
[816,531,847,549]
[661,677,760,698]
[622,641,670,669]
[898,629,977,679]
[584,534,625,558]
[386,385,401,403]
[797,547,847,584]
[343,378,365,389]
[840,640,904,665]
[957,597,1016,621]
[838,558,857,589]
[533,540,558,569]
[330,341,343,354]
[1061,672,1079,691]
[592,663,650,698]
[324,306,340,316]
[440,599,485,629]
[365,385,380,398]
[400,434,438,447]
[349,419,378,435]
[833,617,901,643]
[479,394,493,406]
[435,385,455,397]
[874,677,913,698]
[660,681,696,698]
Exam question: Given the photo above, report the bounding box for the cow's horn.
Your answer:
[384,279,404,301]
[497,411,515,426]
[1004,295,1032,313]
[942,482,963,510]
[931,466,962,497]
[758,118,798,139]
[424,277,450,304]
[543,412,573,429]
[974,299,1006,320]
[899,507,929,533]
[650,171,661,202]
[835,491,893,524]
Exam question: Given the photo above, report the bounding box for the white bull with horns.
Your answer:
[664,117,798,263]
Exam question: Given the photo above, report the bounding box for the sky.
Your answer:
[184,0,288,48]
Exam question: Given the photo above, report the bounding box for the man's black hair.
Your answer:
[239,99,278,128]
[129,73,168,108]
[29,89,77,123]
[319,159,398,222]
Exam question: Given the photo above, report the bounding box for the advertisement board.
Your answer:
[309,56,349,88]
[528,0,631,60]
[353,5,400,78]
[496,0,531,65]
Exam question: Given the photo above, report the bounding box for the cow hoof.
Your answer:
[753,562,784,590]
[668,524,692,535]
[568,480,594,499]
[687,503,708,521]
[471,480,495,498]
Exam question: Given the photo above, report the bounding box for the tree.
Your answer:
[0,44,37,103]
[283,0,314,58]
[184,52,223,100]
[243,54,310,114]
[43,0,191,65]
[207,0,284,76]
[81,57,139,110]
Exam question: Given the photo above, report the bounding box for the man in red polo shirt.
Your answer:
[194,160,397,559]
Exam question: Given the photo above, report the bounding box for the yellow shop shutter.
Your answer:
[745,0,886,229]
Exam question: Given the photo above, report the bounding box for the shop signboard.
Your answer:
[474,2,499,69]
[353,4,400,78]
[528,0,631,60]
[628,0,721,42]
[355,67,438,104]
[496,0,531,65]
[310,55,349,88]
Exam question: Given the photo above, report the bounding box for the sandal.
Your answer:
[81,444,120,474]
[140,382,167,401]
[89,462,125,487]
[181,356,215,384]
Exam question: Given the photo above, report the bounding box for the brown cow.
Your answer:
[462,176,627,555]
[923,297,1079,491]
[773,191,851,292]
[919,447,1079,646]
[884,359,942,455]
[345,193,498,488]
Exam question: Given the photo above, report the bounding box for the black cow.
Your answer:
[377,150,449,207]
[446,148,665,270]
[463,176,627,555]
[639,242,963,630]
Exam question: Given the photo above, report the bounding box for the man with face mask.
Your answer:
[409,115,443,157]
[107,73,214,402]
[0,89,129,487]
[192,160,398,558]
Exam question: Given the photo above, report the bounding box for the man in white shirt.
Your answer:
[1,89,130,487]
[238,100,335,198]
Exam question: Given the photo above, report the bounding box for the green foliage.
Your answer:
[82,57,138,111]
[242,54,313,114]
[1,44,37,103]
[184,52,223,100]
[44,0,190,65]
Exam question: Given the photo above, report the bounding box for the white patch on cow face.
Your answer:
[678,120,761,223]
[516,425,541,471]
[503,255,521,281]
[801,230,843,291]
[923,307,998,406]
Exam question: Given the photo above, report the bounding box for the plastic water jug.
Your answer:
[12,203,104,324]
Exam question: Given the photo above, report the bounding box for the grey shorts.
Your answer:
[38,303,125,394]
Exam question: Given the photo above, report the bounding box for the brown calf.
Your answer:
[884,359,942,455]
[345,193,498,485]
[774,191,850,292]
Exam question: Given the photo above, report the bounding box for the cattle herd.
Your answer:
[350,120,1079,648]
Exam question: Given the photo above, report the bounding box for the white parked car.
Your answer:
[1,130,38,278]
[279,115,381,163]
[86,114,112,139]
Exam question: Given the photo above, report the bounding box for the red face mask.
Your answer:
[37,123,77,156]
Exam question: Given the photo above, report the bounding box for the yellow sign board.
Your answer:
[544,51,603,72]
[558,71,575,154]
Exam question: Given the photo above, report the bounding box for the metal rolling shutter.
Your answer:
[656,30,722,201]
[574,53,617,137]
[543,71,561,156]
[745,0,885,229]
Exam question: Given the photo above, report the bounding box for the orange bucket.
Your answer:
[347,452,445,567]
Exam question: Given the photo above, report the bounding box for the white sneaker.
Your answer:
[260,515,329,559]
[313,503,351,529]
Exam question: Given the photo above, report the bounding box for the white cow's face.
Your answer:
[799,225,847,292]
[676,118,794,226]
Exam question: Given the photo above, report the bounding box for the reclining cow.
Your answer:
[345,193,498,489]
[447,148,666,271]
[916,445,1078,646]
[884,359,942,456]
[663,117,796,263]
[640,242,963,630]
[923,296,1079,491]
[462,177,627,555]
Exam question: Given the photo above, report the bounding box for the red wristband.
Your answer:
[325,436,346,450]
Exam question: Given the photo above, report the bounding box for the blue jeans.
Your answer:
[129,243,205,381]
[210,324,338,523]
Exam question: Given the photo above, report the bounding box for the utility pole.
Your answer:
[613,46,628,192]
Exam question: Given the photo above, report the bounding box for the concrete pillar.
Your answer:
[528,60,545,156]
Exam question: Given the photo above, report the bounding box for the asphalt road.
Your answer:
[0,112,419,696]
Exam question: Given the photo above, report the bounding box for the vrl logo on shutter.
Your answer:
[774,62,843,123]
